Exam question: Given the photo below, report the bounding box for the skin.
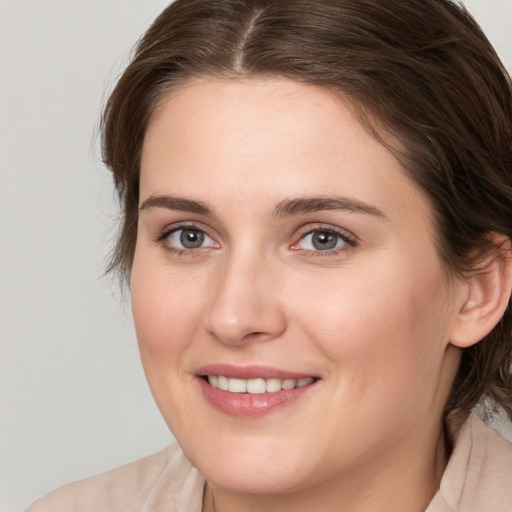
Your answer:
[132,78,470,512]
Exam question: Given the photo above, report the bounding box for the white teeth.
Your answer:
[207,375,315,394]
[297,377,314,388]
[228,378,247,393]
[217,376,229,391]
[247,378,266,394]
[281,379,296,390]
[265,378,282,393]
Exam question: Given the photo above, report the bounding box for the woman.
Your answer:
[28,0,512,511]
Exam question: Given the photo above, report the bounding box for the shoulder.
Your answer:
[432,413,512,512]
[465,414,512,506]
[26,443,205,512]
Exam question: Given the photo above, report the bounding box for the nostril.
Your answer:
[245,331,265,339]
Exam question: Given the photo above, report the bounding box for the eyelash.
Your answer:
[291,225,358,256]
[157,223,218,256]
[156,223,358,257]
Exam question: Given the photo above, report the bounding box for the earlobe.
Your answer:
[450,237,512,349]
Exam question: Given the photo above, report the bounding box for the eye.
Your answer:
[296,228,354,252]
[164,226,218,250]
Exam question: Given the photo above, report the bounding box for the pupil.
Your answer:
[312,231,337,250]
[180,229,204,248]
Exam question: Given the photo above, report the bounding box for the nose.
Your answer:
[203,252,287,346]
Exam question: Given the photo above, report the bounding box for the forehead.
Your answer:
[142,78,358,169]
[140,78,430,226]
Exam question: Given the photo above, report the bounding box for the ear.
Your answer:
[450,235,512,349]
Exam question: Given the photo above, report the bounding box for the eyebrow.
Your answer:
[273,196,388,219]
[139,194,387,220]
[139,195,212,215]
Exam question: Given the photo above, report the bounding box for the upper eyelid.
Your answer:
[159,225,219,252]
[288,225,359,257]
[159,221,213,238]
[294,223,358,242]
[155,221,358,249]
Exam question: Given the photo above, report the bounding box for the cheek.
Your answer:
[130,255,212,427]
[130,255,207,363]
[293,256,451,393]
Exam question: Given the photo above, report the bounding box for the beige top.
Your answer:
[27,413,512,512]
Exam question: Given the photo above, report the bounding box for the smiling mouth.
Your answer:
[198,369,319,416]
[204,375,316,394]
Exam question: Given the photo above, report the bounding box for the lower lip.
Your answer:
[197,378,317,417]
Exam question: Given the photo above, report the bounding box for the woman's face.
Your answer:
[132,79,465,497]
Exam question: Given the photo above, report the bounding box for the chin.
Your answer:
[180,434,312,495]
[202,462,312,496]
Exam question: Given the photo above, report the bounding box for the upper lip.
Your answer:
[196,364,318,380]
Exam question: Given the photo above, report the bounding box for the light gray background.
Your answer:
[1,1,511,511]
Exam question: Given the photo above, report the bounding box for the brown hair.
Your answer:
[101,0,512,419]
